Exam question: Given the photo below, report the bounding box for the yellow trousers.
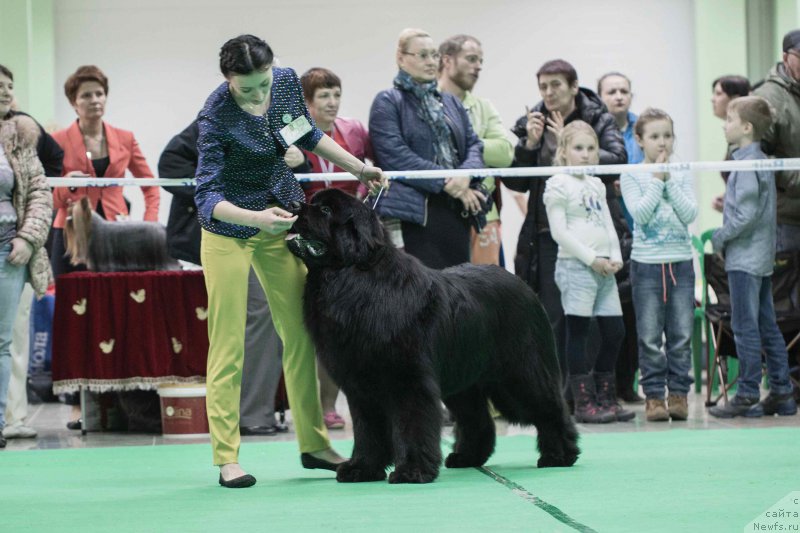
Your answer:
[201,229,330,465]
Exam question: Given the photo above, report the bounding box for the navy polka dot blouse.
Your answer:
[195,67,323,238]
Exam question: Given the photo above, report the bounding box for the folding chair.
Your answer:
[771,253,800,399]
[691,232,710,393]
[702,243,800,406]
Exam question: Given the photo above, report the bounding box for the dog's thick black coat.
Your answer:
[288,189,579,484]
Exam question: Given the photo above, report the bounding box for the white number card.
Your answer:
[279,115,312,146]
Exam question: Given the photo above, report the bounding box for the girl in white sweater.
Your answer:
[543,121,632,423]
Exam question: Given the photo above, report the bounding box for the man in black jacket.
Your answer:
[158,121,287,436]
[505,59,627,387]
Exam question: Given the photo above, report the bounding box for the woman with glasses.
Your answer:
[369,28,484,269]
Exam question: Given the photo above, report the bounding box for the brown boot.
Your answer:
[594,372,635,422]
[569,375,616,424]
[668,394,688,421]
[646,398,669,422]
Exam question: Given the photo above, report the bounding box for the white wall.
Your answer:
[53,0,696,269]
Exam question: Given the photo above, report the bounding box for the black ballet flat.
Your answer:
[240,425,277,436]
[300,452,341,472]
[66,419,82,430]
[218,473,257,488]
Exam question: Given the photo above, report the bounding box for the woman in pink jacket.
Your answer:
[285,67,373,201]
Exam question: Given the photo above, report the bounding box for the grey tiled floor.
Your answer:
[5,383,799,452]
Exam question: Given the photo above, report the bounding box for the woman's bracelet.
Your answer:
[358,163,366,179]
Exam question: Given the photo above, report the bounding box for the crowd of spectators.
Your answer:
[0,28,799,450]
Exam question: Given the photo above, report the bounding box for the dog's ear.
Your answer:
[65,196,93,266]
[344,201,386,264]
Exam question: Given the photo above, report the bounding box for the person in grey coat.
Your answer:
[710,96,797,419]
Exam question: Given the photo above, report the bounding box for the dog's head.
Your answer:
[287,189,388,269]
[64,196,95,267]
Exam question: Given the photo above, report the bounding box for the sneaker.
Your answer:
[708,395,762,418]
[0,435,5,448]
[667,395,689,421]
[759,393,798,416]
[323,411,345,430]
[2,424,37,439]
[646,398,670,422]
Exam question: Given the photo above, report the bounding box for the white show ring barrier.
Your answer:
[46,158,800,188]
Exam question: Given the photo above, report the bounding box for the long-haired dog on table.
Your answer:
[287,189,579,484]
[65,196,177,272]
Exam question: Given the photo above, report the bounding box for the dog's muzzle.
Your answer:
[286,234,328,259]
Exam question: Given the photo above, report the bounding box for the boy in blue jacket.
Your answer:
[709,95,797,418]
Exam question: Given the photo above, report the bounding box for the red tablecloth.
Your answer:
[52,270,209,393]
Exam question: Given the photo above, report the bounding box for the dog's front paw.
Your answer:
[445,452,484,469]
[537,454,577,468]
[336,460,387,483]
[388,465,438,484]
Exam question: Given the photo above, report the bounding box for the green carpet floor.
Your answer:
[3,428,799,532]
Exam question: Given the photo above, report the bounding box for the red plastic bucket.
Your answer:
[158,385,209,438]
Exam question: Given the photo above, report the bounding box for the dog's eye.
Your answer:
[320,206,332,216]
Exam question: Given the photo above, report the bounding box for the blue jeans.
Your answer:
[728,271,793,398]
[631,260,695,397]
[0,243,28,430]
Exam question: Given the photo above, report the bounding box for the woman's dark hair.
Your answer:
[711,75,751,98]
[219,34,274,77]
[64,65,109,104]
[300,67,341,102]
[537,59,578,86]
[0,64,13,81]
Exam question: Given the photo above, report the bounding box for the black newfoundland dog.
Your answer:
[287,189,579,484]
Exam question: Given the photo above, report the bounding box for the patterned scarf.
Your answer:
[393,70,457,169]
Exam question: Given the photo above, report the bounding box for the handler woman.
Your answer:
[196,34,385,488]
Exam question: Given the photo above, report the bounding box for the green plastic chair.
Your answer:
[692,229,737,399]
[690,234,706,394]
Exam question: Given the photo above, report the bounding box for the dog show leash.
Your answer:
[363,186,384,210]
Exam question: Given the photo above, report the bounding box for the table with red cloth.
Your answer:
[51,270,209,394]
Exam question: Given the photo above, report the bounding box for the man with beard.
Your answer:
[438,35,513,266]
[754,29,800,253]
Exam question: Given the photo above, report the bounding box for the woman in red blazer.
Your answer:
[51,65,160,278]
[51,65,160,431]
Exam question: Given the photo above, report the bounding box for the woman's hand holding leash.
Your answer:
[358,164,388,195]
